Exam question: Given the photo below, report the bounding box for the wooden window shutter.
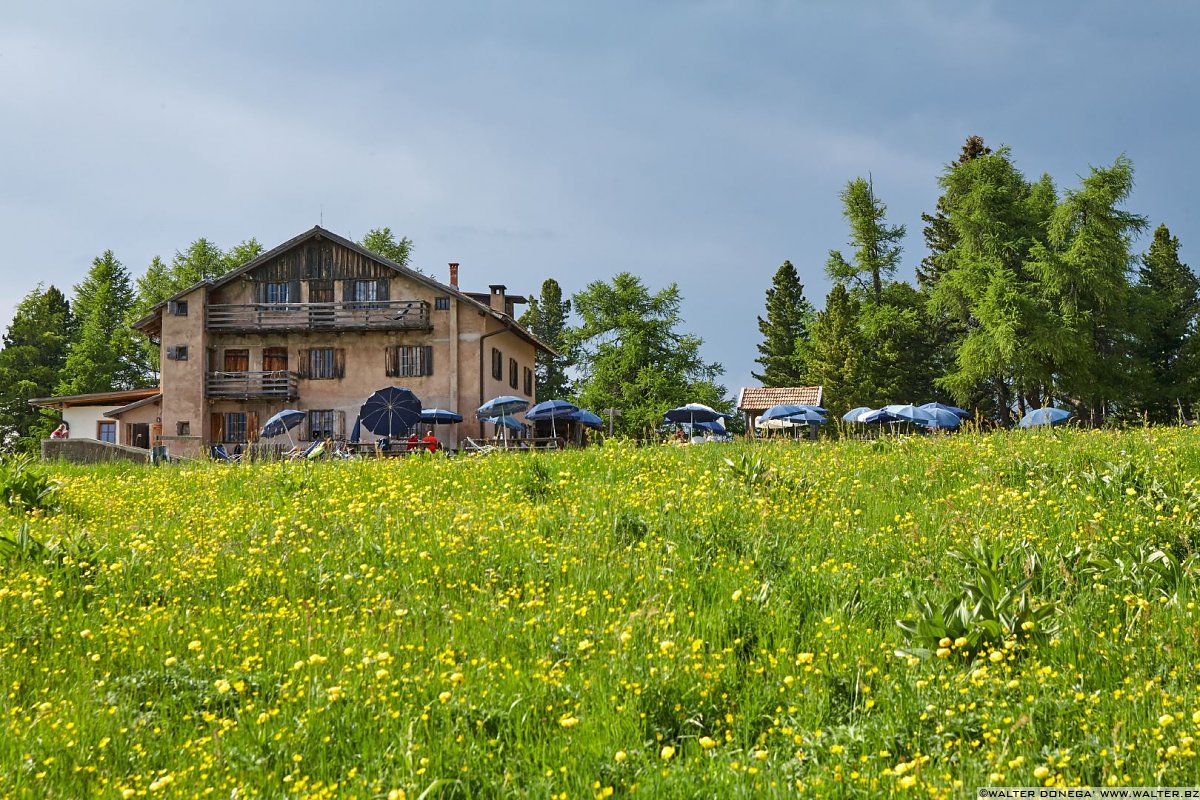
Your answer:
[342,280,354,302]
[247,412,259,442]
[297,349,310,379]
[385,346,398,377]
[210,412,225,443]
[424,346,433,376]
[334,348,346,379]
[254,281,265,304]
[289,279,301,304]
[335,410,345,439]
[376,278,390,302]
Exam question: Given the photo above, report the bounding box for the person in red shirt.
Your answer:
[421,431,439,452]
[406,433,419,452]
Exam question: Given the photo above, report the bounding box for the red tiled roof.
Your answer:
[737,386,823,411]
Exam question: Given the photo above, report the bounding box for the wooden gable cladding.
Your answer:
[252,238,394,284]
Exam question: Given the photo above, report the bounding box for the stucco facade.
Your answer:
[133,226,549,456]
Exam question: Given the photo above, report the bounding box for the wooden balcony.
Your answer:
[205,300,432,333]
[205,371,300,400]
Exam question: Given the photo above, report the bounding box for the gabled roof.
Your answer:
[29,387,161,410]
[105,392,162,419]
[132,226,556,355]
[736,386,824,412]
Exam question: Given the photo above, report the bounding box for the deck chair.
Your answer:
[210,444,240,463]
[288,440,323,461]
[461,437,497,455]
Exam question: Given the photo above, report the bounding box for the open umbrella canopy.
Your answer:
[525,399,580,420]
[349,415,362,443]
[420,408,463,424]
[921,407,962,429]
[920,402,970,419]
[360,387,423,438]
[781,408,826,424]
[566,409,604,429]
[261,409,306,439]
[663,403,723,424]
[858,408,901,424]
[695,419,727,434]
[1019,407,1073,428]
[883,404,935,424]
[841,406,874,422]
[763,402,820,422]
[476,395,529,420]
[485,415,527,432]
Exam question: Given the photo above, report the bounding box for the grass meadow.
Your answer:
[3,429,1200,798]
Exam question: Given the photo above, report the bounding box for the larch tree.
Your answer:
[361,228,415,271]
[567,273,725,437]
[0,285,73,450]
[826,177,905,304]
[752,260,815,386]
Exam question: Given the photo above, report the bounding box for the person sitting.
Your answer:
[406,433,420,453]
[421,431,439,453]
[50,423,69,439]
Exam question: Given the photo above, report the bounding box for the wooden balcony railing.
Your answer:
[205,300,432,333]
[205,371,300,400]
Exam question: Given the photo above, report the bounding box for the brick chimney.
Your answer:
[489,284,507,314]
[448,263,459,288]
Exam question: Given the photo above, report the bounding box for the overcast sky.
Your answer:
[2,1,1197,393]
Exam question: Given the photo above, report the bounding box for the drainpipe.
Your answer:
[479,325,507,438]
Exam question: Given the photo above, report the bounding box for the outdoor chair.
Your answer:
[288,440,324,461]
[210,444,240,463]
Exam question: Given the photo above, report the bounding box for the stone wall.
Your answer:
[41,439,151,464]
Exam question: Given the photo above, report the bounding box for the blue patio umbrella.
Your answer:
[695,419,727,435]
[485,415,527,433]
[349,415,362,444]
[663,403,724,425]
[1019,407,1073,429]
[858,408,900,424]
[477,395,529,440]
[261,409,306,445]
[526,399,580,437]
[782,409,827,424]
[842,406,874,422]
[920,402,970,419]
[566,409,604,429]
[360,387,423,439]
[761,403,825,422]
[921,407,962,430]
[883,404,935,425]
[420,408,464,424]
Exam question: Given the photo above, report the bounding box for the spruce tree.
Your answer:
[519,279,573,399]
[0,285,73,450]
[803,283,870,413]
[1132,224,1198,421]
[917,135,991,291]
[58,251,147,395]
[752,261,815,386]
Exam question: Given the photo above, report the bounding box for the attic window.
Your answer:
[435,296,450,311]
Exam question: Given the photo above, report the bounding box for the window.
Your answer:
[262,346,288,372]
[345,278,389,308]
[224,413,248,444]
[97,421,116,444]
[353,280,379,302]
[308,279,334,303]
[509,358,518,389]
[263,282,291,305]
[300,348,344,380]
[385,346,434,377]
[223,349,249,372]
[308,410,335,441]
[176,421,190,436]
[435,296,450,311]
[168,300,188,316]
[166,345,188,361]
[523,366,533,397]
[492,348,503,380]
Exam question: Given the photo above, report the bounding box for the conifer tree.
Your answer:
[361,228,414,270]
[803,283,870,412]
[752,261,814,386]
[917,135,991,291]
[1131,225,1197,421]
[519,279,573,399]
[57,251,147,395]
[0,285,72,449]
[826,178,905,303]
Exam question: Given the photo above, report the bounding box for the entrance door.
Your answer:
[131,423,150,449]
